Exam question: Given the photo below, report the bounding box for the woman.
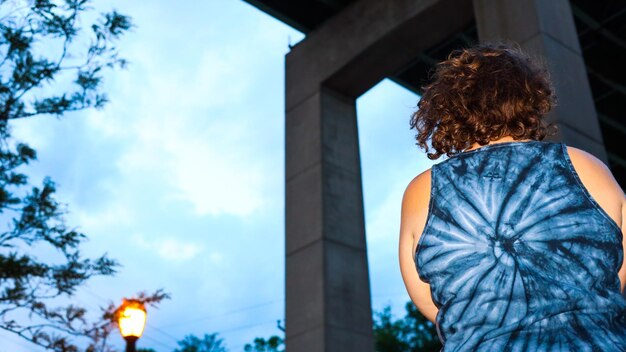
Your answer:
[398,44,626,351]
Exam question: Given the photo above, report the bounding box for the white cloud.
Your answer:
[208,250,224,265]
[132,234,203,262]
[74,201,134,229]
[77,27,279,218]
[0,2,300,350]
[112,102,267,217]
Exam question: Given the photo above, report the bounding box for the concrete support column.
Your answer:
[283,1,475,350]
[285,86,374,351]
[473,0,608,163]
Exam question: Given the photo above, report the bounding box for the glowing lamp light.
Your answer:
[116,299,147,352]
[118,304,147,337]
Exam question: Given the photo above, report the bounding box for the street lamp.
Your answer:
[116,299,147,352]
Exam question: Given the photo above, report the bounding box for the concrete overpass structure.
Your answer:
[242,0,626,350]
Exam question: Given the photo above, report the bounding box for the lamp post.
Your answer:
[116,299,147,352]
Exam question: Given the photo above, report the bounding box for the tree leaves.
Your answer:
[240,303,440,352]
[0,0,135,350]
[175,333,228,352]
[373,302,441,352]
[0,0,134,122]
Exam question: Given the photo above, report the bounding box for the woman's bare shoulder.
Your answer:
[403,167,432,204]
[565,145,623,195]
[566,145,611,171]
[564,144,625,227]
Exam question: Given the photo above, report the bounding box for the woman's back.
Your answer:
[414,139,626,351]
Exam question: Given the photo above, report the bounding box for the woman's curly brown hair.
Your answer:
[410,43,559,160]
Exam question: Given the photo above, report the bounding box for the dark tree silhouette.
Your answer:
[242,306,438,352]
[243,335,284,352]
[174,332,228,352]
[374,305,411,352]
[404,302,441,351]
[373,301,441,352]
[0,0,135,350]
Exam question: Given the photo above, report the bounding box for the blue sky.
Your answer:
[1,1,436,350]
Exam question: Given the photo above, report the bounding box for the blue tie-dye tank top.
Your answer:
[414,140,626,351]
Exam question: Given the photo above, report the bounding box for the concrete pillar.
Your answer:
[284,1,474,350]
[473,0,608,163]
[285,86,374,351]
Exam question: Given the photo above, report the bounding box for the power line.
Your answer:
[226,321,284,352]
[83,284,285,330]
[80,285,285,348]
[159,297,284,329]
[214,320,282,352]
[147,324,181,343]
[140,333,178,351]
[77,286,409,351]
[219,319,276,334]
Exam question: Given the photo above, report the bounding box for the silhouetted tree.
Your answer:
[174,332,227,352]
[373,301,441,352]
[402,301,441,351]
[244,319,284,352]
[243,307,438,352]
[243,335,284,352]
[374,305,411,352]
[0,0,134,350]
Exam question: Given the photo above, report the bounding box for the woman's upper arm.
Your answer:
[567,146,626,293]
[398,168,439,324]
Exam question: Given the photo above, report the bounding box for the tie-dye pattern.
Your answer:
[414,140,626,351]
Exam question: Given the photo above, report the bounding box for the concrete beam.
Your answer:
[286,0,474,111]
